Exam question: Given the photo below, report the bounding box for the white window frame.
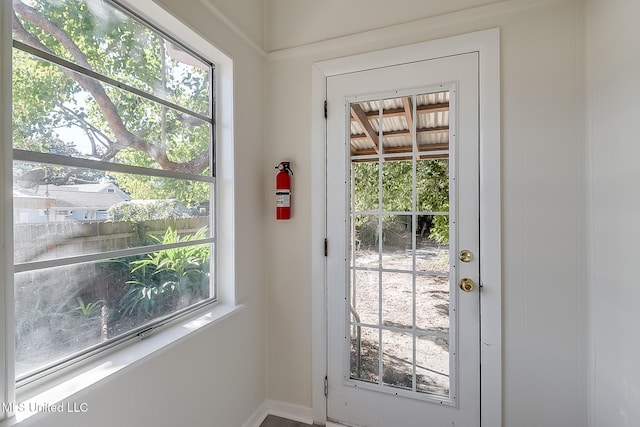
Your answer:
[0,0,237,423]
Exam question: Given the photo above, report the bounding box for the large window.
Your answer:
[10,0,216,384]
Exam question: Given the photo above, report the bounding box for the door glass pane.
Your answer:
[416,334,450,396]
[352,214,379,269]
[382,161,412,211]
[416,215,449,274]
[380,96,412,156]
[382,272,412,329]
[352,269,379,326]
[348,91,452,399]
[350,100,380,156]
[352,162,379,212]
[416,274,449,333]
[382,329,413,390]
[350,326,379,383]
[416,92,449,153]
[417,160,449,213]
[381,215,412,270]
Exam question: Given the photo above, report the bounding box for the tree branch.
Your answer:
[59,105,115,152]
[12,1,209,174]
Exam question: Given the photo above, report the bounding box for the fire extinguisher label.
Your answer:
[276,190,291,207]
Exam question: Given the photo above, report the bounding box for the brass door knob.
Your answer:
[459,278,475,292]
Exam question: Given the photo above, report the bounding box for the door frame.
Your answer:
[311,28,501,426]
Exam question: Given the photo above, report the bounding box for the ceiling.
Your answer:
[349,91,450,162]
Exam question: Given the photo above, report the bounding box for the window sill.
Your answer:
[1,303,244,426]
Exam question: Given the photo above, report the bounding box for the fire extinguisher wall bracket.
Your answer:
[275,162,293,220]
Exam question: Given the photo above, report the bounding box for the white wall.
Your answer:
[193,0,264,50]
[587,0,640,426]
[264,0,587,425]
[264,0,503,52]
[16,313,265,427]
[2,0,267,426]
[8,0,639,425]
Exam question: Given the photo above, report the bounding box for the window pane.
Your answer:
[13,51,211,175]
[382,160,412,212]
[350,326,379,383]
[416,91,449,152]
[12,0,210,116]
[352,269,378,326]
[381,214,412,270]
[350,100,379,156]
[382,329,413,390]
[11,0,216,384]
[15,243,212,378]
[416,160,448,213]
[416,215,449,271]
[352,161,379,212]
[416,334,449,396]
[415,274,449,333]
[382,272,413,330]
[352,214,378,269]
[380,96,412,156]
[13,161,212,264]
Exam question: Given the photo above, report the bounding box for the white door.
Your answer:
[326,53,479,427]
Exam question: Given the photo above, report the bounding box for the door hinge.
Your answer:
[324,376,328,397]
[324,100,327,119]
[324,238,328,257]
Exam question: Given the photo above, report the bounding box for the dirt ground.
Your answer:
[349,243,451,396]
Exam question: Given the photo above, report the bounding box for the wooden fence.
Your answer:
[14,216,209,264]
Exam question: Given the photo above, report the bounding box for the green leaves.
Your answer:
[109,175,210,210]
[352,159,450,244]
[416,159,449,213]
[108,199,198,222]
[119,227,210,317]
[12,0,211,172]
[74,297,103,318]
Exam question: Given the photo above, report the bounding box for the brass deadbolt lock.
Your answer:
[459,278,475,292]
[459,250,473,263]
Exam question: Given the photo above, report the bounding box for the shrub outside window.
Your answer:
[11,0,216,383]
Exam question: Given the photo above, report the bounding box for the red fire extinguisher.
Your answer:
[275,161,293,220]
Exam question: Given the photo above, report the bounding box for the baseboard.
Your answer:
[240,401,269,427]
[241,399,315,427]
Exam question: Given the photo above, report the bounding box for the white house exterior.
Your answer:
[13,183,131,223]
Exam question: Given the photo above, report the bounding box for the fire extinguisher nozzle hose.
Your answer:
[276,162,293,175]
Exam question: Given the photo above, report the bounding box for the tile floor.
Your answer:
[259,414,314,427]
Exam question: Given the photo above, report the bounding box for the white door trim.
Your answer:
[311,28,501,426]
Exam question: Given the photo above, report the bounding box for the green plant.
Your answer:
[119,226,209,317]
[427,215,449,244]
[107,199,198,222]
[352,160,450,245]
[74,297,104,318]
[12,0,211,173]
